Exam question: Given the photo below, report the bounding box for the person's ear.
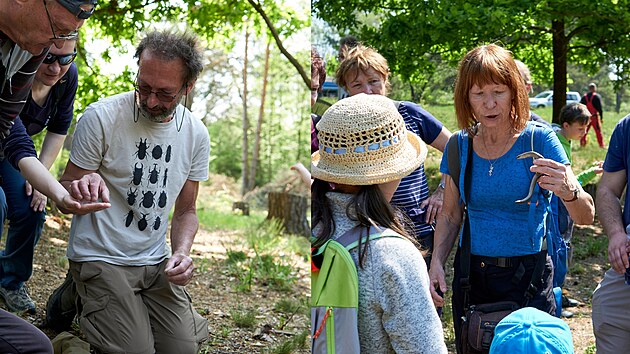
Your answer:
[184,80,196,95]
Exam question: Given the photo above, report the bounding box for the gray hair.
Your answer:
[134,29,203,84]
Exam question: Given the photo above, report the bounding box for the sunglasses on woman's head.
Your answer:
[43,52,77,66]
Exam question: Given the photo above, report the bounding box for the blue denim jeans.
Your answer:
[0,158,46,289]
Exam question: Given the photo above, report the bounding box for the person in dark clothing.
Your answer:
[0,39,78,314]
[0,2,103,353]
[580,82,605,148]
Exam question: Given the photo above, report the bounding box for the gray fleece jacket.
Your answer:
[317,192,447,354]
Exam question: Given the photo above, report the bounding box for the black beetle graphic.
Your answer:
[149,164,160,184]
[125,210,134,227]
[165,145,172,163]
[138,213,150,231]
[127,188,138,206]
[158,191,167,208]
[135,138,149,160]
[131,163,143,186]
[141,191,156,208]
[153,216,161,230]
[152,145,163,160]
[162,168,168,187]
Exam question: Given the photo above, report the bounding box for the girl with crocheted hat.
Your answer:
[312,93,447,353]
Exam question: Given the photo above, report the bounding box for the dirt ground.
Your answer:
[1,211,610,353]
[4,215,309,353]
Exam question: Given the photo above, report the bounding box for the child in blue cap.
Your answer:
[490,307,574,354]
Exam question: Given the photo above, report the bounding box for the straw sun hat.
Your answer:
[311,93,427,185]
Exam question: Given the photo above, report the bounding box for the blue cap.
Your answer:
[490,307,574,354]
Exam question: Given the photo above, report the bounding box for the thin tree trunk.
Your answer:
[241,29,250,196]
[552,19,568,125]
[249,39,271,190]
[246,0,310,89]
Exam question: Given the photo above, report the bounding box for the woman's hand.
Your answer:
[530,158,577,201]
[428,261,448,307]
[25,181,47,212]
[421,187,444,225]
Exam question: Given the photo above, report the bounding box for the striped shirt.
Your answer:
[391,102,443,238]
[0,33,47,138]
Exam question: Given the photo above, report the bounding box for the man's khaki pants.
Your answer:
[70,260,208,354]
[592,268,630,354]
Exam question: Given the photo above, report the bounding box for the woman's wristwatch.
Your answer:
[562,187,580,202]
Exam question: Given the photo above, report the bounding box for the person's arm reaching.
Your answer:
[22,157,109,215]
[26,131,67,211]
[164,179,200,286]
[596,169,627,273]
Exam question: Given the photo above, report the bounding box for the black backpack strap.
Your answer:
[446,132,461,190]
[523,249,547,305]
[459,131,474,310]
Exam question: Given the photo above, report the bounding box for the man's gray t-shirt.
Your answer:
[67,91,210,265]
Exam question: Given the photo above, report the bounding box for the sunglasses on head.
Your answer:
[43,52,77,66]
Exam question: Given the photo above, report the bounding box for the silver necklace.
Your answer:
[480,129,512,176]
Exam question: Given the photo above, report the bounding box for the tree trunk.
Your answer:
[248,39,271,190]
[241,29,250,196]
[552,19,568,125]
[267,191,310,237]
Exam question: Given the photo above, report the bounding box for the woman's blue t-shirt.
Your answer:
[440,122,569,257]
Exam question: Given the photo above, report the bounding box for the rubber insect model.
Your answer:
[515,151,544,204]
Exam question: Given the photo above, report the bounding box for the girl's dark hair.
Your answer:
[312,179,418,268]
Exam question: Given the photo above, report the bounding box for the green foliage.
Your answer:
[266,330,309,354]
[231,306,258,328]
[314,0,630,116]
[66,0,309,192]
[226,250,248,264]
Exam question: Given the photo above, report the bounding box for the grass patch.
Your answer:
[573,235,608,259]
[266,330,309,354]
[196,189,266,231]
[585,344,596,354]
[231,306,258,328]
[220,220,307,292]
[274,298,302,314]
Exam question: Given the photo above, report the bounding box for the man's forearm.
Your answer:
[170,211,199,256]
[597,187,625,238]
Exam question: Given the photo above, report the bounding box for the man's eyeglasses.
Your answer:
[135,82,186,103]
[43,0,79,41]
[43,51,77,66]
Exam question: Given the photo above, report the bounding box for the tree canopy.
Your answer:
[55,0,310,188]
[314,0,630,123]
